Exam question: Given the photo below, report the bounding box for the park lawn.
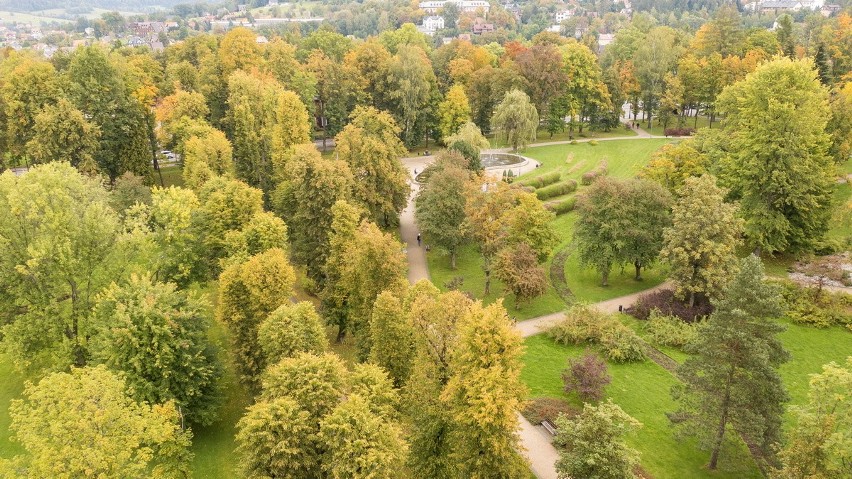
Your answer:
[489,125,637,148]
[158,165,184,187]
[0,353,24,459]
[521,138,672,182]
[777,318,852,422]
[521,334,762,479]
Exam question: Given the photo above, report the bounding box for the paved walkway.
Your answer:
[399,144,674,477]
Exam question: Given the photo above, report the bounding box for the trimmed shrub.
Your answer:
[520,171,561,189]
[536,180,578,200]
[547,197,576,216]
[563,351,611,402]
[588,140,599,146]
[629,289,713,323]
[522,397,578,425]
[580,160,608,185]
[599,321,646,363]
[663,127,695,137]
[645,311,697,349]
[570,140,578,145]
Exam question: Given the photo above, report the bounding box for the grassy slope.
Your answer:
[520,312,852,478]
[521,334,761,478]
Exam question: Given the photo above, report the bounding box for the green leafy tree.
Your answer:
[270,90,312,167]
[181,128,234,190]
[155,89,209,152]
[321,201,363,342]
[561,41,612,134]
[661,174,742,307]
[1,366,192,479]
[491,89,538,151]
[493,243,548,309]
[554,400,642,479]
[261,352,348,418]
[443,301,528,478]
[226,70,280,195]
[194,176,264,273]
[26,98,100,173]
[235,397,318,479]
[1,57,61,162]
[148,186,204,286]
[335,107,409,228]
[415,161,470,269]
[90,275,221,425]
[0,163,120,371]
[320,394,409,479]
[672,255,789,469]
[219,26,264,75]
[777,357,852,479]
[221,210,289,268]
[336,220,408,357]
[369,291,415,388]
[404,287,470,478]
[639,141,708,196]
[438,84,472,140]
[273,144,354,282]
[66,46,152,181]
[634,27,683,128]
[258,301,328,366]
[387,45,437,147]
[218,248,295,391]
[573,178,671,286]
[305,50,363,149]
[717,57,833,254]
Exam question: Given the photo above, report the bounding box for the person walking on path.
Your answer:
[417,233,421,246]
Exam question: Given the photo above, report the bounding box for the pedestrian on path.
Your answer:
[417,233,421,246]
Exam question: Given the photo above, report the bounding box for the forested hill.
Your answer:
[0,0,185,11]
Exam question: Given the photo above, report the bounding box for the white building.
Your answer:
[420,15,445,35]
[554,10,573,23]
[419,0,490,14]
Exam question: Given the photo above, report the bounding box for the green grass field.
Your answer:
[0,354,24,459]
[489,125,638,148]
[646,115,717,136]
[521,334,761,478]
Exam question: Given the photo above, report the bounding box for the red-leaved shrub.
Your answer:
[562,351,611,402]
[628,289,712,323]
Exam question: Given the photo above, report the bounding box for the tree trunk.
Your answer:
[601,269,609,287]
[634,260,642,280]
[709,370,735,470]
[484,268,491,296]
[336,322,346,343]
[689,290,696,308]
[451,250,457,270]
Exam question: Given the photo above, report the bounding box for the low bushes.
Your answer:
[777,280,852,330]
[629,289,713,323]
[644,311,697,349]
[536,180,578,200]
[546,197,576,216]
[522,397,578,425]
[520,171,561,189]
[663,127,695,137]
[547,304,646,363]
[588,140,599,146]
[580,160,608,185]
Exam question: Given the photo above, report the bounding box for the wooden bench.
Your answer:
[541,419,557,436]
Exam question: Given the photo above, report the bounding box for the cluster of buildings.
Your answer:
[746,0,841,15]
[417,0,494,35]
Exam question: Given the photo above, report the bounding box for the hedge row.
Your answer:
[664,127,695,137]
[546,196,577,216]
[520,171,561,189]
[536,180,578,200]
[580,160,608,185]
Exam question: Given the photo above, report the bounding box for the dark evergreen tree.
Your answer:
[670,255,789,470]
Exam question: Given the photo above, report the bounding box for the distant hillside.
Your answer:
[0,0,187,12]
